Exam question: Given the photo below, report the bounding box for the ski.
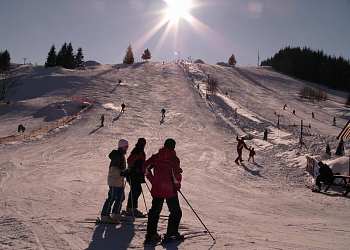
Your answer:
[143,231,208,247]
[76,217,123,224]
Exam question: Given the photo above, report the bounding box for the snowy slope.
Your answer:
[0,62,350,250]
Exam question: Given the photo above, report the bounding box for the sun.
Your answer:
[165,0,191,22]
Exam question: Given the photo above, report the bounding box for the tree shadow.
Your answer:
[89,125,103,135]
[241,163,262,177]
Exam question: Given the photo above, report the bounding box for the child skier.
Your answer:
[248,147,256,162]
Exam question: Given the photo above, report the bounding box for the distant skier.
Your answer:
[326,143,331,155]
[161,108,166,119]
[118,79,122,84]
[292,109,296,115]
[100,139,129,223]
[263,129,268,141]
[283,104,287,110]
[18,124,25,133]
[100,114,105,127]
[248,147,256,162]
[312,112,315,118]
[235,135,249,164]
[121,103,125,113]
[333,117,336,126]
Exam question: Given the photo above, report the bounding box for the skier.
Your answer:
[18,124,25,133]
[100,114,105,127]
[292,109,296,115]
[333,117,336,126]
[312,112,315,118]
[235,135,249,164]
[142,139,184,244]
[100,139,129,223]
[125,138,147,217]
[121,103,125,113]
[283,104,287,110]
[263,129,268,141]
[326,143,331,155]
[313,161,334,192]
[161,108,166,119]
[248,147,256,162]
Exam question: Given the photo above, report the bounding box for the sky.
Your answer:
[1,0,350,66]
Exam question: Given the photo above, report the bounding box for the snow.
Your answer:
[1,61,350,249]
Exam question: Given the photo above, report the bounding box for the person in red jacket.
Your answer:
[235,135,249,164]
[142,138,183,244]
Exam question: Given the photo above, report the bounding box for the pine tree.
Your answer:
[75,47,84,67]
[45,45,57,68]
[228,54,236,67]
[0,50,11,70]
[63,42,76,69]
[141,48,151,61]
[56,42,67,67]
[123,45,134,64]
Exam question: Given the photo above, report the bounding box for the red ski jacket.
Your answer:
[142,147,182,198]
[236,137,248,153]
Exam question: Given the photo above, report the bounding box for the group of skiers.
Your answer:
[100,138,184,244]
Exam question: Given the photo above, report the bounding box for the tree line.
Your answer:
[261,46,350,92]
[0,50,11,71]
[45,42,84,69]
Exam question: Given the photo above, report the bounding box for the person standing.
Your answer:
[142,139,183,244]
[326,143,331,155]
[121,103,126,113]
[263,129,268,141]
[235,135,249,164]
[125,138,147,217]
[100,114,105,127]
[100,139,129,223]
[333,117,336,126]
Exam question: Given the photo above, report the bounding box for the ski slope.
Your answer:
[0,61,350,249]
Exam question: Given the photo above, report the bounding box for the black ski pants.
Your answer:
[147,195,182,236]
[127,175,142,209]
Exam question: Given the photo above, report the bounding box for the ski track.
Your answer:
[0,62,350,249]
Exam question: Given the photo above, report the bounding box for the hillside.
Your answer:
[0,61,349,249]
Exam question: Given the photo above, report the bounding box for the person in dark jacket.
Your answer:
[142,139,183,244]
[125,138,147,217]
[235,135,249,164]
[100,139,129,223]
[314,161,334,192]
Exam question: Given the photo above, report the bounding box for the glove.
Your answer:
[120,170,130,178]
[174,183,181,191]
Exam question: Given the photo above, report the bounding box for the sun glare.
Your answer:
[165,0,191,22]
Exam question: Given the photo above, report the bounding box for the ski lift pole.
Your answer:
[178,190,216,242]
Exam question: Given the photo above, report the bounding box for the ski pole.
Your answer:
[178,190,216,242]
[141,187,148,213]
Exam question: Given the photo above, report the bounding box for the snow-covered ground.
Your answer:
[1,61,349,250]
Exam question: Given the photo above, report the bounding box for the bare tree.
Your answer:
[0,69,21,101]
[207,78,218,95]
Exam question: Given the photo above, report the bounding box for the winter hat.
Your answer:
[118,139,129,148]
[164,138,176,150]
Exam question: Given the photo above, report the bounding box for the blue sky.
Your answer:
[1,0,349,66]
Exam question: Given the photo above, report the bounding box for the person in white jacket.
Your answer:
[100,139,129,223]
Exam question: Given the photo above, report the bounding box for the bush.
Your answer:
[299,86,328,102]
